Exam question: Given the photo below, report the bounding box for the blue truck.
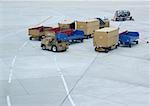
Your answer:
[119,31,139,47]
[56,30,84,43]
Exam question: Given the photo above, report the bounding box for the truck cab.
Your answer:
[41,35,68,52]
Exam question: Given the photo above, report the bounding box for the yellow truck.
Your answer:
[41,34,68,52]
[93,27,119,53]
[76,19,100,38]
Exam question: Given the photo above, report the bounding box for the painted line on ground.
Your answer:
[19,41,28,51]
[6,96,11,106]
[8,69,13,84]
[54,55,75,106]
[11,56,17,68]
[8,56,17,83]
[0,29,25,40]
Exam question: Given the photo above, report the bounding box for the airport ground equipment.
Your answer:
[119,31,139,47]
[76,19,99,38]
[41,34,68,52]
[56,30,84,43]
[28,26,52,41]
[96,18,110,28]
[112,10,134,21]
[93,27,119,53]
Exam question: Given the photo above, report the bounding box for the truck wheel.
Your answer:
[136,41,138,44]
[129,44,132,48]
[95,47,98,51]
[115,45,118,49]
[105,49,109,53]
[85,36,89,39]
[38,37,42,41]
[42,45,46,50]
[29,37,32,40]
[51,46,57,52]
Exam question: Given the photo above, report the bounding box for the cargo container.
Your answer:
[44,27,60,36]
[28,26,52,41]
[103,19,110,27]
[58,20,75,30]
[44,28,74,37]
[96,18,110,28]
[76,19,100,38]
[93,27,119,53]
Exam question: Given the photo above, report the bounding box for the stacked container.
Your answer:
[58,20,75,30]
[76,19,99,38]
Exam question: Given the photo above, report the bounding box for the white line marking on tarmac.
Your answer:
[6,96,11,106]
[54,56,75,106]
[11,56,16,68]
[8,69,13,84]
[19,41,28,51]
[8,56,17,83]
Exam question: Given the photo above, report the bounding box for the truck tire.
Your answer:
[38,36,42,41]
[105,49,109,53]
[95,47,98,51]
[51,45,57,52]
[136,41,138,44]
[129,44,132,48]
[115,45,118,49]
[29,37,32,40]
[81,39,83,42]
[41,45,46,50]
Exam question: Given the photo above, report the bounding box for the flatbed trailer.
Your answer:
[56,30,84,43]
[119,31,139,47]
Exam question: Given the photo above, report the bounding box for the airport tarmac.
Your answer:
[0,1,150,106]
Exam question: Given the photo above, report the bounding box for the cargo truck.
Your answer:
[93,27,119,53]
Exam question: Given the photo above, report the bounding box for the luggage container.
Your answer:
[44,27,73,37]
[103,19,110,27]
[58,20,75,30]
[28,26,52,41]
[96,18,110,28]
[76,19,99,38]
[119,31,139,47]
[93,27,119,53]
[44,27,60,36]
